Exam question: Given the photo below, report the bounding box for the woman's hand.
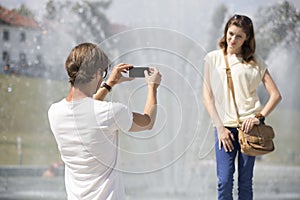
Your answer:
[241,117,260,133]
[106,63,133,87]
[217,126,235,152]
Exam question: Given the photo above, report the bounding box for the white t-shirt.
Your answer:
[48,97,133,200]
[204,49,267,127]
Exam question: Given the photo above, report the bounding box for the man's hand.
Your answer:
[144,67,161,89]
[106,63,133,87]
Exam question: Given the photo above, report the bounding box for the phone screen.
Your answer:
[129,67,149,78]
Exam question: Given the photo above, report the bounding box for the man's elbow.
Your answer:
[146,123,154,130]
[144,114,154,130]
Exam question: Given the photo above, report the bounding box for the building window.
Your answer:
[20,32,26,42]
[3,51,10,62]
[36,54,42,64]
[3,30,9,41]
[19,52,28,68]
[35,35,42,44]
[19,53,26,62]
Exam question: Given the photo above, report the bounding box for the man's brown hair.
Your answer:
[65,43,109,85]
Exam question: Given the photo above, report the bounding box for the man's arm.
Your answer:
[93,63,133,100]
[129,67,161,132]
[93,84,111,101]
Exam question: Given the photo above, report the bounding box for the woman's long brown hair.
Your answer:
[219,14,256,63]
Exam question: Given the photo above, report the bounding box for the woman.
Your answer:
[48,43,161,199]
[203,15,281,199]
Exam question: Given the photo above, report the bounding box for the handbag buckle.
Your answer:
[258,136,264,146]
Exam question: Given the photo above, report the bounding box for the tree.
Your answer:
[44,0,112,43]
[72,0,111,42]
[45,0,56,20]
[206,4,228,51]
[255,1,300,59]
[255,1,300,109]
[13,4,33,17]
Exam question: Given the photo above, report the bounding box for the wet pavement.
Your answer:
[0,162,299,200]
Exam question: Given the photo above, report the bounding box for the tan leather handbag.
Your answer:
[224,54,275,156]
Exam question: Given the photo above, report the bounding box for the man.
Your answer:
[48,42,161,199]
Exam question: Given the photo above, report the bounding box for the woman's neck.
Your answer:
[226,48,242,57]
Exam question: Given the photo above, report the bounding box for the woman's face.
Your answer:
[226,25,247,53]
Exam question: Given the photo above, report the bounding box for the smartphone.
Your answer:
[129,67,150,78]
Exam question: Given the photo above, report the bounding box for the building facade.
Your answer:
[0,6,44,76]
[0,5,128,79]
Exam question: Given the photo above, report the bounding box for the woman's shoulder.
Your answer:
[204,49,224,65]
[253,54,268,69]
[206,49,223,58]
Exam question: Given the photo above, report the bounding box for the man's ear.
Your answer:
[96,68,102,79]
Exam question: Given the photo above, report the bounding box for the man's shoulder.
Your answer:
[48,99,66,112]
[93,101,129,117]
[47,99,67,124]
[109,102,129,113]
[94,100,126,109]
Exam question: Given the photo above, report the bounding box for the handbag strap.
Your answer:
[224,53,240,127]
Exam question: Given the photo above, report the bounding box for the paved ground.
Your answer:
[0,162,299,200]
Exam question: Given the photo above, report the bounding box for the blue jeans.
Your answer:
[214,127,255,200]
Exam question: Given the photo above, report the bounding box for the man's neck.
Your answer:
[66,86,92,102]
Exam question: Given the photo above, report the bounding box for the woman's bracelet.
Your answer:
[255,113,265,125]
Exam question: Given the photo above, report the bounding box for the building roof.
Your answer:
[108,23,128,35]
[0,6,39,28]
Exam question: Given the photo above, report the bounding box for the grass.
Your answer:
[0,74,299,166]
[0,74,67,165]
[264,108,300,165]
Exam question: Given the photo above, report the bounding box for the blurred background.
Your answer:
[0,0,299,199]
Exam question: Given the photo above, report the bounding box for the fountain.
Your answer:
[0,0,300,199]
[99,28,210,198]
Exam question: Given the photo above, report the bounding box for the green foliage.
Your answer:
[44,0,113,43]
[211,4,227,29]
[255,1,300,59]
[207,3,228,51]
[45,0,56,20]
[12,4,33,17]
